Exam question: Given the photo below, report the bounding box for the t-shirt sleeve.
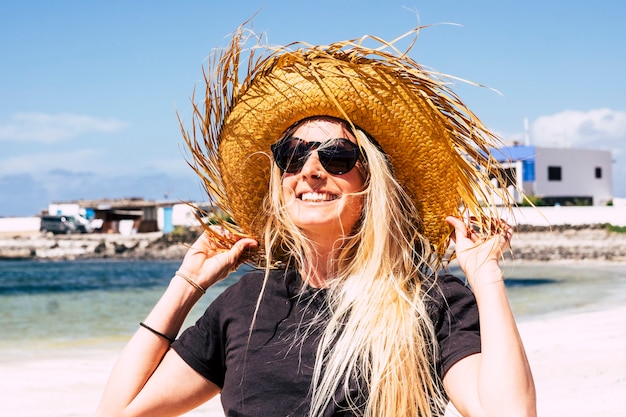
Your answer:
[171,294,228,387]
[171,270,291,390]
[429,273,481,378]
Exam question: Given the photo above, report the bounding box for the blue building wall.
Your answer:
[162,206,174,233]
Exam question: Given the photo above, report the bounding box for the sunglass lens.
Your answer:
[318,139,359,175]
[271,138,308,173]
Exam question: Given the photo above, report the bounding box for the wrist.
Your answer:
[166,274,205,305]
[465,260,504,289]
[141,276,204,333]
[175,270,206,295]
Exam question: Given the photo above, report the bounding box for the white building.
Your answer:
[492,145,613,206]
[46,199,215,234]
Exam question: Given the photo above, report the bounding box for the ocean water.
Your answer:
[0,259,252,352]
[1,259,625,351]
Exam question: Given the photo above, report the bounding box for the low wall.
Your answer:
[503,206,626,227]
[0,217,41,234]
[2,206,625,235]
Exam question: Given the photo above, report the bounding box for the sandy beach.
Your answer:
[1,226,625,416]
[1,279,624,417]
[519,304,626,417]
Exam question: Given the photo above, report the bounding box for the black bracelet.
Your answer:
[139,322,176,343]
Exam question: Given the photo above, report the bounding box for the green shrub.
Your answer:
[601,223,626,233]
[520,195,547,207]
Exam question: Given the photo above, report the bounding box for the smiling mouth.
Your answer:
[299,192,339,202]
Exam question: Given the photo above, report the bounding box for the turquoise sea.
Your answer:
[1,259,625,353]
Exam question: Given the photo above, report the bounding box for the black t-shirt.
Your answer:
[172,269,480,417]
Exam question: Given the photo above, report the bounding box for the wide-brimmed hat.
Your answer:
[183,25,509,262]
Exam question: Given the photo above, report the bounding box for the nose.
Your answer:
[300,150,325,179]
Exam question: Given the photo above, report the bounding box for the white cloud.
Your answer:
[0,149,102,175]
[530,108,626,152]
[0,112,128,143]
[524,108,626,197]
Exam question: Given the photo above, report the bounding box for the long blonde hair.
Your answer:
[262,117,446,417]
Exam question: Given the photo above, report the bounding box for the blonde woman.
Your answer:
[97,26,536,417]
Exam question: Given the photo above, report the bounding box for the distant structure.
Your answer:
[491,144,613,206]
[46,198,212,234]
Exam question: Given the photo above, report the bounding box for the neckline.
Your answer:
[284,269,327,298]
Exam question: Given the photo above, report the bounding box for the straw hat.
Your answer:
[183,25,508,262]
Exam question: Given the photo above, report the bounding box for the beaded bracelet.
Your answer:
[175,270,206,295]
[139,322,176,343]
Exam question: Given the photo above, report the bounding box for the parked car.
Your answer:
[40,215,88,234]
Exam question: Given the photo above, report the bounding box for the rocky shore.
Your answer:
[1,224,625,262]
[0,228,201,261]
[504,224,626,262]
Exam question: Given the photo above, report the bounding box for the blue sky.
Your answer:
[1,0,625,216]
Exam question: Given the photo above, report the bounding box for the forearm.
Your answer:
[470,265,536,417]
[96,275,203,416]
[97,233,256,416]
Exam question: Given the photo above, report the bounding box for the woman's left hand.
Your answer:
[445,215,513,286]
[443,216,536,417]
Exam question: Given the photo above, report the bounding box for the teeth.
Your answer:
[300,192,336,202]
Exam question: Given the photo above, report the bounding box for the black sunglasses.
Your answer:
[270,137,362,175]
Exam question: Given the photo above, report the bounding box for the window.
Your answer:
[490,167,517,188]
[595,167,602,179]
[548,166,562,181]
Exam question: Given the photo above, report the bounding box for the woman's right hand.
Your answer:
[177,228,258,290]
[96,227,254,417]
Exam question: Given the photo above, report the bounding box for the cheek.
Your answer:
[281,175,297,195]
[343,170,367,194]
[342,192,365,221]
[281,186,296,207]
[351,194,365,215]
[341,172,367,224]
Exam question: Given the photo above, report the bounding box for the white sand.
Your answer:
[1,305,624,417]
[518,306,626,417]
[0,346,223,417]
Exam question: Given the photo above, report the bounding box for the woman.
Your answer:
[97,25,536,417]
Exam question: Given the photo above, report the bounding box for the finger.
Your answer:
[189,232,213,251]
[445,216,469,242]
[231,237,258,253]
[227,238,259,268]
[206,238,257,277]
[194,228,237,253]
[501,223,514,246]
[224,237,258,261]
[488,219,513,241]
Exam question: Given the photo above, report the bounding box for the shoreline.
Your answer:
[1,224,626,262]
